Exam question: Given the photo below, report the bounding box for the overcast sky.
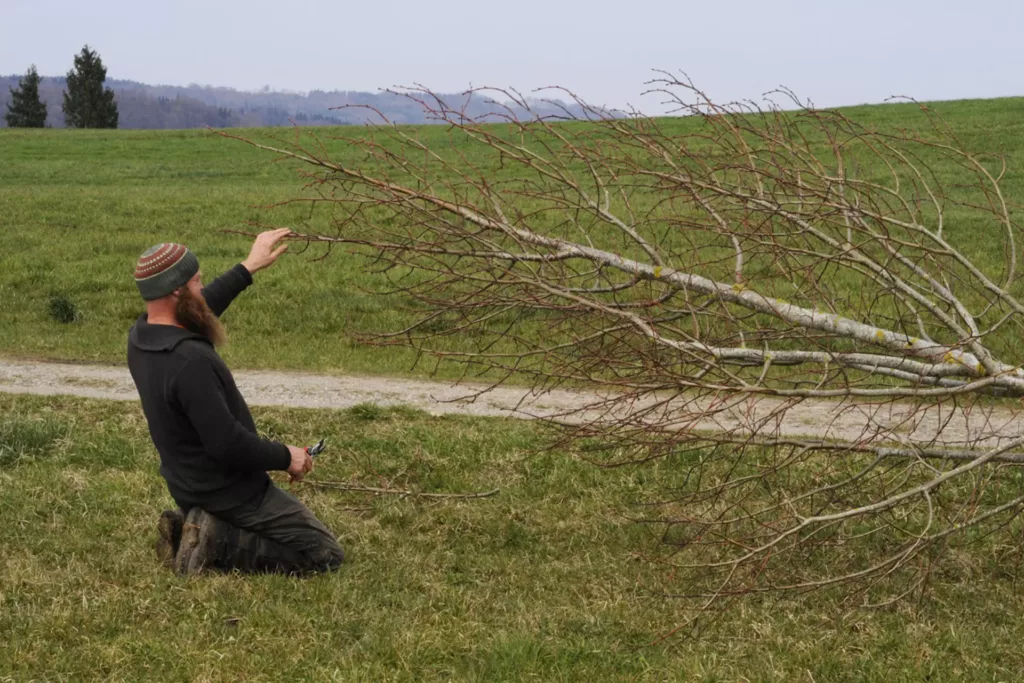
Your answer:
[2,0,1021,113]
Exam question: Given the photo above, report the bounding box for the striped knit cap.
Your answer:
[134,243,200,301]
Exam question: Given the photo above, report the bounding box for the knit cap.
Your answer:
[134,243,200,300]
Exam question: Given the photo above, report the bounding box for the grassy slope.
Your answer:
[2,97,1023,376]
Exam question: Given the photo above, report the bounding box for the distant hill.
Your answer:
[0,75,599,129]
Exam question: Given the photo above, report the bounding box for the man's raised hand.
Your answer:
[242,228,293,274]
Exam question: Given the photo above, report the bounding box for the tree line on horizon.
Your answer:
[5,45,118,128]
[4,47,592,130]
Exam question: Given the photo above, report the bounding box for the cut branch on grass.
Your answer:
[224,73,1024,632]
[304,480,500,500]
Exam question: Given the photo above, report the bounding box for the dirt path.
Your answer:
[3,357,1023,449]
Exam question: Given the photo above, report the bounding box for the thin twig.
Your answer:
[305,480,500,500]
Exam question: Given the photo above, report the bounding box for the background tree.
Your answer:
[62,45,118,129]
[4,65,47,127]
[226,75,1024,630]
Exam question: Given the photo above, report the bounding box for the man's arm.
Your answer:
[172,357,291,472]
[201,264,252,318]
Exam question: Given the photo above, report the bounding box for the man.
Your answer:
[127,229,344,576]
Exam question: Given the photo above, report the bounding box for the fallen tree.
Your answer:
[222,74,1024,630]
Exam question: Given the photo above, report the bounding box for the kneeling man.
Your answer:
[127,230,343,575]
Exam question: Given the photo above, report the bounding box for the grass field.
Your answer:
[4,393,1024,681]
[5,98,1024,680]
[2,96,1024,377]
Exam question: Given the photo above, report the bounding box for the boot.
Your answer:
[155,508,184,569]
[174,507,227,576]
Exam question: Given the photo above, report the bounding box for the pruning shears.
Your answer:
[305,438,327,458]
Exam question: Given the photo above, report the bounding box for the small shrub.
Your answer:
[48,294,80,323]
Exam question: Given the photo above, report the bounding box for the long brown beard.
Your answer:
[176,287,227,347]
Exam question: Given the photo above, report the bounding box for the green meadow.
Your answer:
[2,96,1023,375]
[3,97,1024,680]
[4,394,1024,680]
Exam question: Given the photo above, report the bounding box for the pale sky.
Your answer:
[2,0,1022,113]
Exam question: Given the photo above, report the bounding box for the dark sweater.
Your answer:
[127,264,290,512]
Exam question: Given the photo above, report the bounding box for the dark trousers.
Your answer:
[199,483,344,575]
